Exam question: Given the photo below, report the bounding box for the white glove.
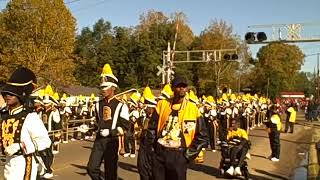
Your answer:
[117,127,124,135]
[5,143,21,156]
[54,141,60,145]
[100,129,110,137]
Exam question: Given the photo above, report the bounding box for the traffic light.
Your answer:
[223,53,238,61]
[223,54,230,60]
[245,32,267,43]
[257,32,267,42]
[245,32,255,42]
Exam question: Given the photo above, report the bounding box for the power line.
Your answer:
[65,0,82,5]
[72,0,111,13]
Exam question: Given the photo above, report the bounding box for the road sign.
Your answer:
[157,65,165,76]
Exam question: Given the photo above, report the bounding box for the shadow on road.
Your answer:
[70,163,125,180]
[249,134,312,145]
[82,146,93,149]
[188,163,220,177]
[71,163,88,176]
[188,163,285,180]
[118,162,138,173]
[251,153,267,159]
[253,169,289,180]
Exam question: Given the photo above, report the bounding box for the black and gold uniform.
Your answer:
[266,111,281,161]
[87,62,130,180]
[1,67,51,180]
[151,97,208,180]
[87,97,130,180]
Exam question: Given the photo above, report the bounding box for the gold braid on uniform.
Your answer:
[24,154,32,180]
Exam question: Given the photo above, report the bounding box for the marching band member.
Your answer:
[87,64,130,180]
[137,87,157,180]
[151,76,208,180]
[1,67,51,180]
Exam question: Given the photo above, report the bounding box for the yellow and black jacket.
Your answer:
[227,128,248,141]
[151,97,208,161]
[287,107,296,123]
[266,113,282,132]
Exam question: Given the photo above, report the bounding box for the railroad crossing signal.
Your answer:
[245,22,320,44]
[156,65,165,76]
[160,42,239,84]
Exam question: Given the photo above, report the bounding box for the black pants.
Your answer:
[268,130,280,159]
[87,137,119,180]
[153,146,188,180]
[219,117,228,142]
[207,121,217,150]
[240,116,249,134]
[230,144,249,167]
[285,121,294,133]
[38,147,54,174]
[124,134,136,154]
[137,142,154,180]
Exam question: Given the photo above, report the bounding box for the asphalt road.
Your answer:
[0,113,315,180]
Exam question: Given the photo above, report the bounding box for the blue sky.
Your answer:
[1,0,319,72]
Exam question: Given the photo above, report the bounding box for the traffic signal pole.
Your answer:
[159,45,238,88]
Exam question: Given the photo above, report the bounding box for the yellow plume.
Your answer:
[44,85,54,96]
[53,92,59,101]
[161,84,173,99]
[188,90,199,104]
[143,86,156,104]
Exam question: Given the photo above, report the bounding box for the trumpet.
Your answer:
[113,88,138,99]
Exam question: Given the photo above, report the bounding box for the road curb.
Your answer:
[308,128,320,180]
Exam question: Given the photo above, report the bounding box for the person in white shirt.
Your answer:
[1,67,51,180]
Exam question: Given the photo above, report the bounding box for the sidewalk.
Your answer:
[308,126,320,179]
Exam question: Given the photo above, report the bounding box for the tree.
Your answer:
[0,0,77,86]
[111,26,139,89]
[74,19,114,87]
[292,72,314,96]
[192,19,249,96]
[252,42,305,98]
[133,10,195,88]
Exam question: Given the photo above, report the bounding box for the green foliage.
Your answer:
[0,0,76,87]
[0,4,310,96]
[191,19,248,96]
[74,10,195,90]
[251,43,305,98]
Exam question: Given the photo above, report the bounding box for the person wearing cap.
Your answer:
[203,96,218,152]
[30,88,55,178]
[87,64,130,180]
[188,90,206,163]
[123,92,141,158]
[265,104,282,162]
[150,76,208,180]
[59,93,73,143]
[36,87,61,178]
[158,84,173,100]
[137,87,157,180]
[0,67,51,180]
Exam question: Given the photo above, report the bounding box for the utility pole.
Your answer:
[238,76,241,93]
[159,48,238,85]
[267,77,270,98]
[318,53,320,99]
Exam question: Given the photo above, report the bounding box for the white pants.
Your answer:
[4,155,38,180]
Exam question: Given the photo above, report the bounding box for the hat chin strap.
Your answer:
[100,82,118,90]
